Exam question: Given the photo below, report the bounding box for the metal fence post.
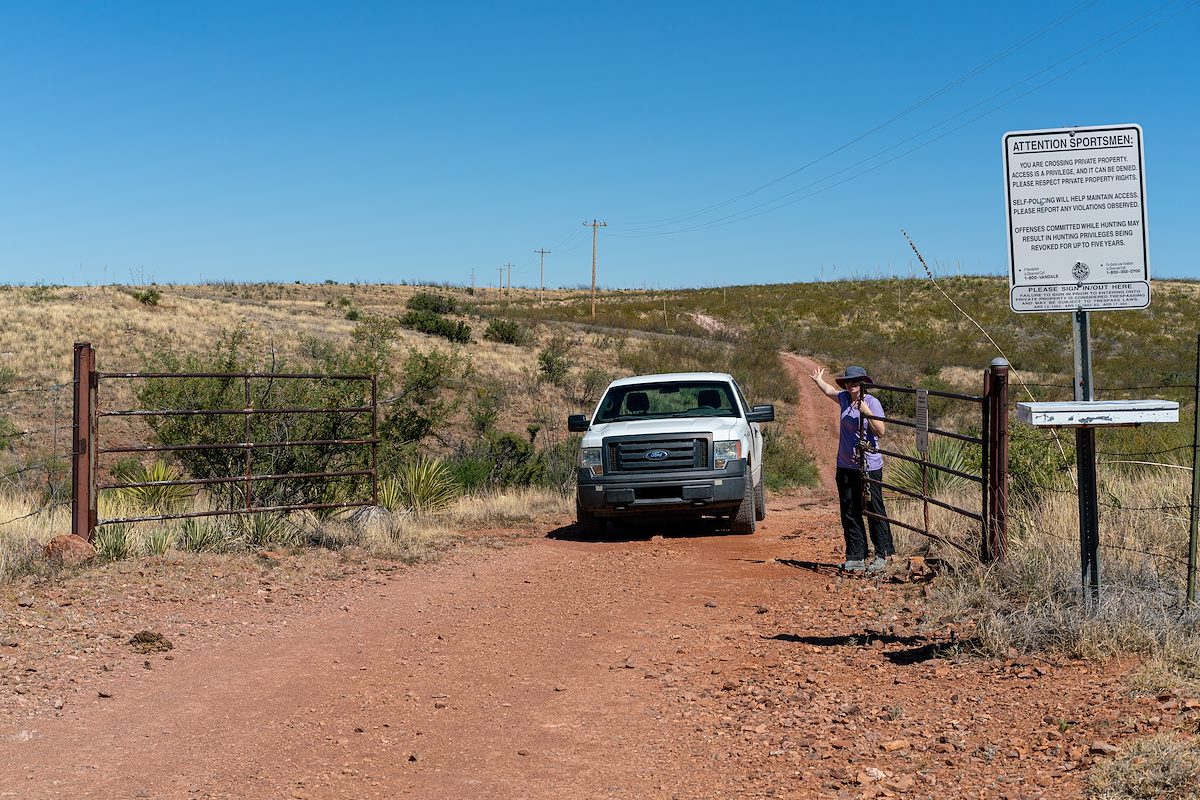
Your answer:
[1188,333,1200,607]
[985,357,1011,562]
[71,342,97,541]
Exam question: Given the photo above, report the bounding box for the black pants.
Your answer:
[835,467,894,561]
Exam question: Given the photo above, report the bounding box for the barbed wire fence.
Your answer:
[1014,374,1199,597]
[0,380,73,527]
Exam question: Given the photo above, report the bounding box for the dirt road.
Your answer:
[0,356,1173,799]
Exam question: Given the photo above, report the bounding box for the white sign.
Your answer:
[1003,124,1149,313]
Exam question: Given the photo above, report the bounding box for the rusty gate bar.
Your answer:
[84,362,380,529]
[872,446,984,485]
[99,405,374,417]
[71,342,97,541]
[101,501,376,526]
[858,361,1008,562]
[98,469,375,491]
[97,437,378,455]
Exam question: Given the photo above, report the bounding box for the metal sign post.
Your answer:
[1004,122,1168,607]
[1189,333,1200,607]
[1073,310,1101,604]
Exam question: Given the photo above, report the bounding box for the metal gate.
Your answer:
[71,342,379,541]
[862,358,1010,562]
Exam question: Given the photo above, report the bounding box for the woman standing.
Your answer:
[811,365,895,573]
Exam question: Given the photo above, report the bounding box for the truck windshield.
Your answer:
[594,382,740,423]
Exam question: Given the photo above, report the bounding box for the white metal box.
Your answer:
[1016,400,1179,428]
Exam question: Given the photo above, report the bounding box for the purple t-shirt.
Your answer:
[837,391,885,471]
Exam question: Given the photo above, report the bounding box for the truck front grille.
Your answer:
[606,437,709,474]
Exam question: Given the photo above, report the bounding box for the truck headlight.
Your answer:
[579,447,603,476]
[714,440,741,469]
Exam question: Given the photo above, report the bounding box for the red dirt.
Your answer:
[0,357,1189,799]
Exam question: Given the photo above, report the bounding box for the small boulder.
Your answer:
[44,535,95,566]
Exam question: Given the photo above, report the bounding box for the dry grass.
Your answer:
[0,484,572,583]
[1087,733,1200,799]
[907,469,1200,676]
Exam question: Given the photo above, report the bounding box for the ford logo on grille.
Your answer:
[645,450,670,461]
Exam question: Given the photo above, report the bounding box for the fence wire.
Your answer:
[0,382,71,527]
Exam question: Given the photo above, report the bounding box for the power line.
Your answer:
[618,0,1105,230]
[613,0,1194,237]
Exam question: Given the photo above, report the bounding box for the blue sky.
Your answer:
[1,1,1195,289]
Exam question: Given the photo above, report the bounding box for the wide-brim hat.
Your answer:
[835,365,872,387]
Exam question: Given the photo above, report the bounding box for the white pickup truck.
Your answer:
[567,372,774,534]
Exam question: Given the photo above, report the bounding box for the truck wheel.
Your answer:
[754,478,766,521]
[575,502,606,536]
[731,472,757,535]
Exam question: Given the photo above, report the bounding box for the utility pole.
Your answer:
[497,266,504,298]
[504,262,514,297]
[470,269,475,296]
[534,249,550,299]
[582,219,607,317]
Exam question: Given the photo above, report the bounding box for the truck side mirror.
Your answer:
[567,414,590,432]
[746,405,775,423]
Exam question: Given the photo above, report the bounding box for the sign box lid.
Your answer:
[1017,399,1178,428]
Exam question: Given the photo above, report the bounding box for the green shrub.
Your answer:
[128,287,161,306]
[399,310,471,343]
[483,318,530,346]
[468,387,502,434]
[762,424,819,490]
[378,346,470,466]
[407,292,457,314]
[537,333,573,386]
[136,326,378,511]
[962,422,1074,500]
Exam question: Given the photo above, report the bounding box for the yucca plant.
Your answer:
[381,456,460,515]
[110,460,194,515]
[888,437,971,497]
[142,525,175,556]
[92,523,133,561]
[179,518,224,553]
[241,513,293,548]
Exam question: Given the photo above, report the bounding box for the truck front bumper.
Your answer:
[575,459,747,518]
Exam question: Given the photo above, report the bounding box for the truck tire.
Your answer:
[575,502,606,536]
[731,471,757,535]
[754,477,766,521]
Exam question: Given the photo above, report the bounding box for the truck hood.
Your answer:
[581,417,746,448]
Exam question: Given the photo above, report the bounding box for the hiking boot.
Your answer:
[867,556,888,574]
[839,559,866,573]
